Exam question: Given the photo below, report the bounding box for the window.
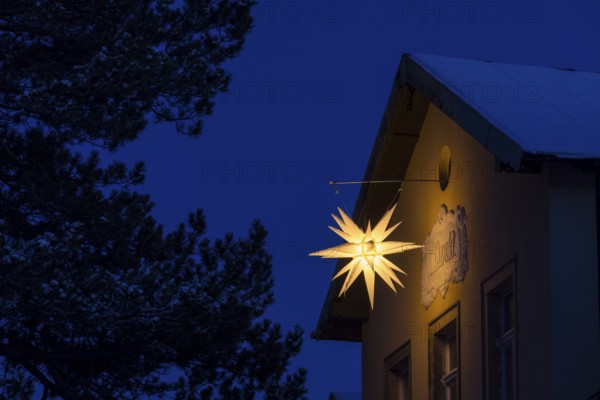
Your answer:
[429,304,460,400]
[483,261,517,400]
[385,341,411,400]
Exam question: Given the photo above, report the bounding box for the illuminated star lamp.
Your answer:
[310,205,422,309]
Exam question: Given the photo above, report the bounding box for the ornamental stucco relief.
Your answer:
[421,204,468,308]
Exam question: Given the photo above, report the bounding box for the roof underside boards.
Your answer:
[408,53,600,166]
[313,53,600,342]
[312,83,430,341]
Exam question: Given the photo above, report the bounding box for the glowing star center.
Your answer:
[309,204,423,309]
[360,242,376,257]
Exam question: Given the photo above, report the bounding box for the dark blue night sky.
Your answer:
[108,1,600,397]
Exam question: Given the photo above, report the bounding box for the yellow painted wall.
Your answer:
[360,103,558,399]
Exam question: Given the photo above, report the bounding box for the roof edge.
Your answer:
[404,54,525,169]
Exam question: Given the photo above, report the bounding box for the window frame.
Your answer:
[384,340,411,400]
[482,259,518,400]
[428,303,460,400]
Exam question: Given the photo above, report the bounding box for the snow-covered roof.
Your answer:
[403,53,600,168]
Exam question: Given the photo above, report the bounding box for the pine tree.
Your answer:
[0,1,307,398]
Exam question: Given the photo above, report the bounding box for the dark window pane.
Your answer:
[503,345,514,400]
[400,369,410,400]
[448,381,458,400]
[503,290,515,331]
[447,333,457,370]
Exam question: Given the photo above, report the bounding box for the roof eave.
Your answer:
[312,55,430,341]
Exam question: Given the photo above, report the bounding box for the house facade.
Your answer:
[313,54,600,400]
